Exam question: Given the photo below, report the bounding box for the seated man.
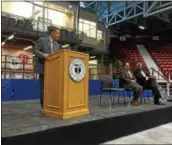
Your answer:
[134,63,163,105]
[120,62,143,105]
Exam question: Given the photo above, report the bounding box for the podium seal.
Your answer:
[69,58,86,82]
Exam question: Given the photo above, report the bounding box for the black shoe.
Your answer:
[40,101,43,108]
[154,99,165,105]
[154,101,161,105]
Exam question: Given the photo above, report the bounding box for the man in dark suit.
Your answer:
[134,63,163,105]
[34,26,61,108]
[120,62,143,105]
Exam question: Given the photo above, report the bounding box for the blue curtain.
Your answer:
[1,79,40,101]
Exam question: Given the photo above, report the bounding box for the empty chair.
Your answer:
[8,17,17,31]
[99,75,125,105]
[24,19,33,30]
[24,19,34,34]
[2,16,8,29]
[16,19,25,32]
[17,19,25,28]
[9,18,16,25]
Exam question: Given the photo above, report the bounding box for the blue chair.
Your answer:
[112,79,133,104]
[140,90,147,103]
[146,90,153,100]
[99,76,124,105]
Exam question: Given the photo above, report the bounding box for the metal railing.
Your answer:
[1,55,121,80]
[2,12,105,44]
[89,67,172,97]
[1,55,38,79]
[2,54,172,79]
[2,55,172,97]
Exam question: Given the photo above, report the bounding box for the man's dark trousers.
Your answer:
[149,78,161,101]
[39,74,44,108]
[142,78,162,101]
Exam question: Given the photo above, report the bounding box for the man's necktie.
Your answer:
[128,71,132,79]
[51,41,54,54]
[141,70,146,77]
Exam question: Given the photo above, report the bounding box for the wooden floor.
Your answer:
[2,96,172,138]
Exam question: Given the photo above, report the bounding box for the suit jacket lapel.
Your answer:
[54,41,60,52]
[125,71,129,78]
[126,70,133,79]
[138,70,142,76]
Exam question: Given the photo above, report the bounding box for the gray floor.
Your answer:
[103,122,172,144]
[2,96,172,137]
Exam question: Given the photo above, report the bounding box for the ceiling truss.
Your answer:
[82,1,172,27]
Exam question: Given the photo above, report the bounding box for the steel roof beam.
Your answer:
[143,1,172,17]
[81,1,172,26]
[156,12,171,24]
[106,2,144,26]
[84,1,96,9]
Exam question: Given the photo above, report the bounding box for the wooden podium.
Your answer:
[43,49,89,119]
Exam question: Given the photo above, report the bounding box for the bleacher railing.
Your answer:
[2,55,172,80]
[1,55,38,79]
[1,55,172,97]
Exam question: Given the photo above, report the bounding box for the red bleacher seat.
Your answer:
[119,46,148,70]
[149,43,172,77]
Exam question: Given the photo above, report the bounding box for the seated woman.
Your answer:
[120,62,143,105]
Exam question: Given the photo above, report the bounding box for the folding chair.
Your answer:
[99,75,124,105]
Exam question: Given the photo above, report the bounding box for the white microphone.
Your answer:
[61,44,70,49]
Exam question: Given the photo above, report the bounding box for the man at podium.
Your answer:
[34,26,61,108]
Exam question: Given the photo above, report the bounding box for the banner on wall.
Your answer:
[6,53,31,69]
[18,53,29,64]
[7,56,22,69]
